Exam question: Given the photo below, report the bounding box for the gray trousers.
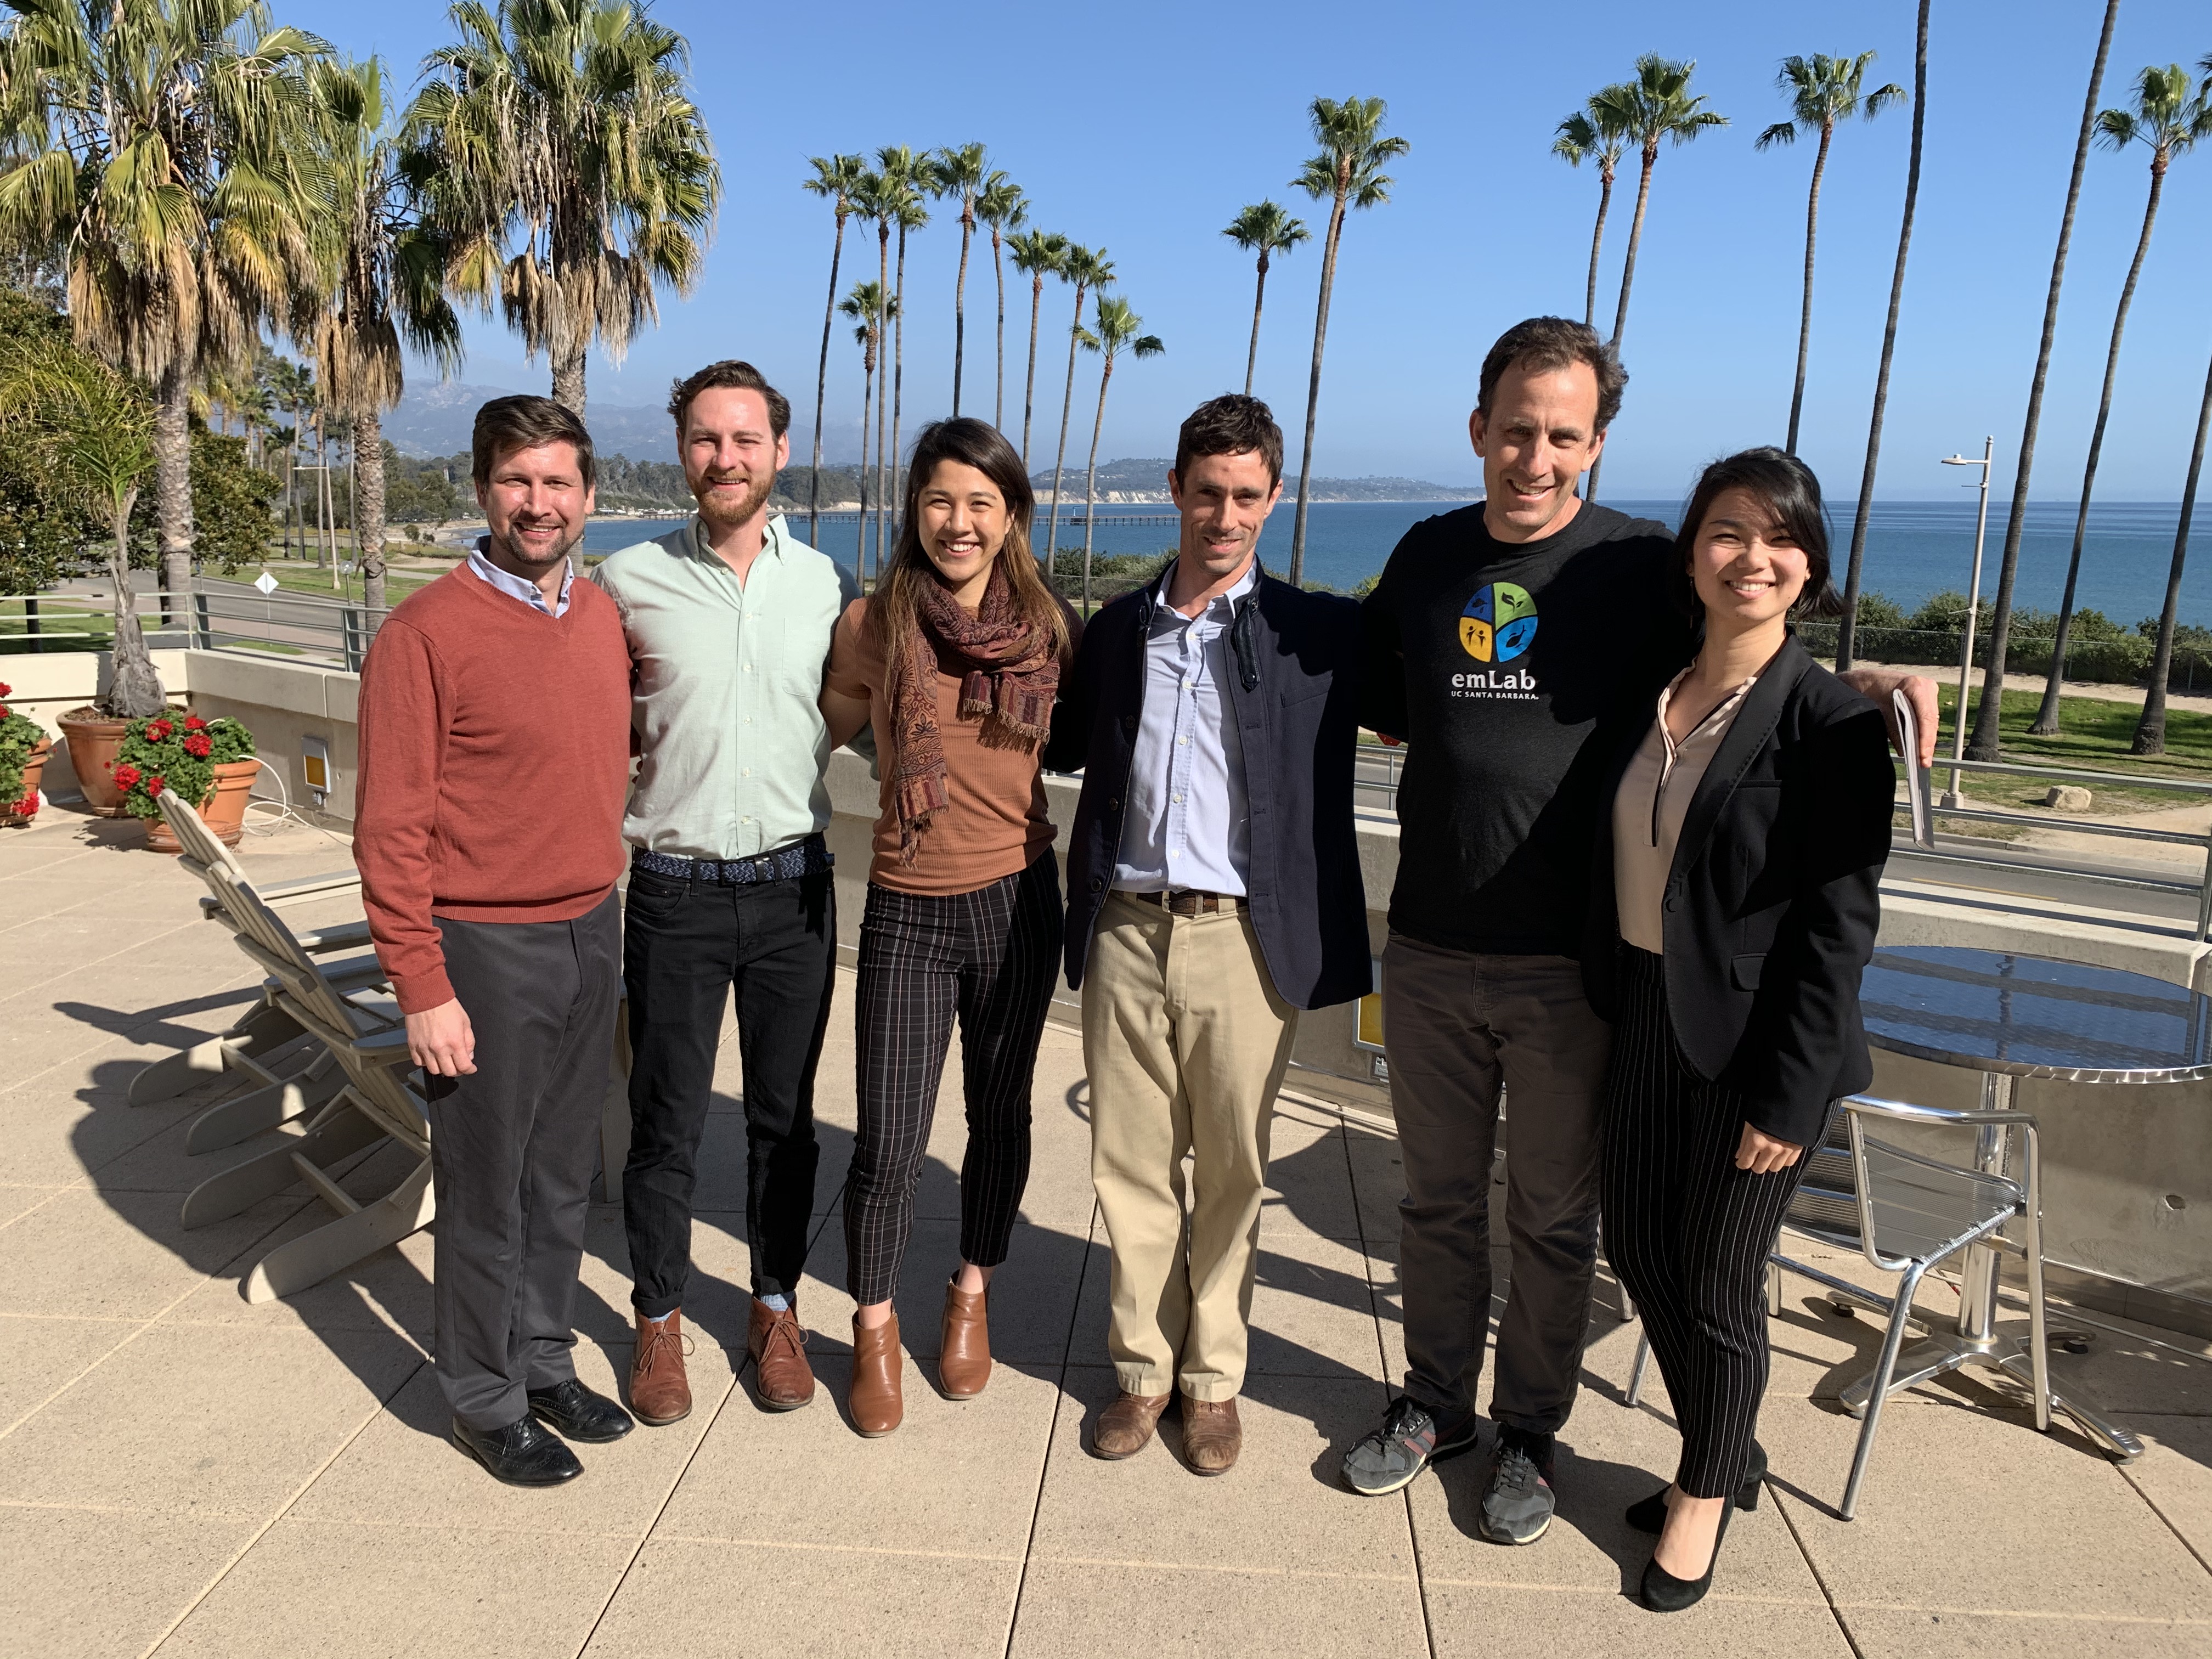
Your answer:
[426,894,622,1430]
[1384,935,1609,1434]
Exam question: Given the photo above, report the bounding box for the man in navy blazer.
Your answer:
[1046,394,1367,1473]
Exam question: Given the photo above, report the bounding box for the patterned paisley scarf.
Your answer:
[890,561,1059,865]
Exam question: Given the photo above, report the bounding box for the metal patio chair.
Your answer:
[1626,1092,2048,1520]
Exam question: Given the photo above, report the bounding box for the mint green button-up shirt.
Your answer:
[590,514,860,861]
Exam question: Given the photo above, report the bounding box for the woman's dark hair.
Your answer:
[870,418,1068,674]
[1671,446,1842,620]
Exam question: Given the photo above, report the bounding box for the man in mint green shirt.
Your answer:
[591,360,859,1426]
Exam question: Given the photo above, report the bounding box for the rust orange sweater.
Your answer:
[355,567,631,1012]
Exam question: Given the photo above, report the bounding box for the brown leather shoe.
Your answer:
[1182,1395,1242,1475]
[628,1311,692,1426]
[848,1312,903,1437]
[938,1278,991,1400]
[1090,1390,1171,1460]
[748,1299,816,1411]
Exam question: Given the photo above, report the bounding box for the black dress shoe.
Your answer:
[450,1414,584,1486]
[1626,1442,1765,1534]
[1641,1496,1737,1613]
[527,1378,635,1443]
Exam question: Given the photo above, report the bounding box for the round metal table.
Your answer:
[1852,946,2212,1459]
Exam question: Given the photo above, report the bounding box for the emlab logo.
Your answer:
[1459,582,1538,663]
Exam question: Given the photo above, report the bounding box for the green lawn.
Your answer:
[1932,685,2212,821]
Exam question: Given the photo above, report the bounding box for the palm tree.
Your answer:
[1008,229,1068,466]
[874,146,929,555]
[1757,52,1906,454]
[1552,100,1630,328]
[976,173,1026,432]
[404,0,720,416]
[1222,201,1308,397]
[1045,245,1113,579]
[1583,57,1728,502]
[849,168,894,577]
[1836,1,1931,672]
[0,335,164,715]
[1076,295,1164,611]
[0,0,327,616]
[2033,64,2210,734]
[932,142,988,416]
[2134,336,2212,755]
[802,154,867,548]
[311,57,464,613]
[1967,0,2121,761]
[838,280,887,583]
[1287,95,1409,586]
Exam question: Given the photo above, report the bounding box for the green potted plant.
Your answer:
[111,713,259,851]
[0,682,49,827]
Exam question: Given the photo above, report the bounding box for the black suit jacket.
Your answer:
[1581,634,1894,1147]
[1044,565,1370,1011]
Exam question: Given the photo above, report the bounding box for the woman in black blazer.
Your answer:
[1582,448,1894,1612]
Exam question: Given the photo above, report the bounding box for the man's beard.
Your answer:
[488,519,583,569]
[696,471,774,531]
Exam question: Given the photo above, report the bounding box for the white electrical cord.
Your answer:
[241,755,352,846]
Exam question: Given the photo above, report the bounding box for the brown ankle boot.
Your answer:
[628,1311,692,1426]
[1091,1390,1171,1459]
[938,1278,991,1400]
[849,1312,904,1437]
[748,1299,816,1411]
[1182,1395,1242,1475]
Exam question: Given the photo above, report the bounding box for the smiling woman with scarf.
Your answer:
[821,417,1079,1437]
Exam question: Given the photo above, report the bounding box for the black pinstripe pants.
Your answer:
[844,850,1064,1306]
[1601,944,1818,1499]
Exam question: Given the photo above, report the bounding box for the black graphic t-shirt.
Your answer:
[1361,501,1692,957]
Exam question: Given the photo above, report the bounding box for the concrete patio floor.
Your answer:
[2,804,2209,1659]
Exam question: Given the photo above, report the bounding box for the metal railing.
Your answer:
[2,581,388,671]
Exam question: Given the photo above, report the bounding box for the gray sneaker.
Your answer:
[1340,1396,1481,1497]
[1477,1441,1556,1544]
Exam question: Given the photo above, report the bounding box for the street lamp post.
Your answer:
[1939,437,1995,808]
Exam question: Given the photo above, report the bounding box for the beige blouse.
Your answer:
[1612,667,1758,954]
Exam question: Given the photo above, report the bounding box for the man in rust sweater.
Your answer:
[356,396,635,1486]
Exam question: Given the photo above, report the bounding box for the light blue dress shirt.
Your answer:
[467,541,574,616]
[1112,559,1256,896]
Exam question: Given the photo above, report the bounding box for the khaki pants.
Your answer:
[1083,893,1300,1401]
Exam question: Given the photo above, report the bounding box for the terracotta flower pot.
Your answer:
[57,710,132,817]
[2,738,49,827]
[141,758,261,853]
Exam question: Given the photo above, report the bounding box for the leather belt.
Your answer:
[1119,887,1240,917]
[632,836,833,886]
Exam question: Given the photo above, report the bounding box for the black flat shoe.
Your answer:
[450,1414,585,1486]
[1640,1494,1737,1612]
[1626,1442,1765,1534]
[528,1378,635,1443]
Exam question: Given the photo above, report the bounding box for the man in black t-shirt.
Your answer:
[1339,318,1931,1545]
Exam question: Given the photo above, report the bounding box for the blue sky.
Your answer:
[295,0,2212,500]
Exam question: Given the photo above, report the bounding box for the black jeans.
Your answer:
[622,865,836,1317]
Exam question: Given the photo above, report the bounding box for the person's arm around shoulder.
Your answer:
[1835,663,1939,769]
[354,619,477,1077]
[1358,570,1408,744]
[1739,693,1895,1155]
[819,597,874,752]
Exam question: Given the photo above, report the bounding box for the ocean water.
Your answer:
[583,497,2212,627]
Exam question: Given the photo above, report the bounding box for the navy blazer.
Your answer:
[1045,565,1370,1011]
[1581,634,1895,1148]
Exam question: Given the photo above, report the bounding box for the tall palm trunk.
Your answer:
[1243,250,1271,397]
[1785,119,1837,455]
[1022,270,1046,466]
[1585,146,1657,504]
[952,211,972,416]
[891,223,909,538]
[856,345,874,585]
[1289,178,1351,587]
[104,491,165,718]
[1838,0,1930,672]
[992,230,1007,432]
[1081,354,1116,611]
[1581,165,1616,329]
[551,348,585,416]
[358,410,387,612]
[154,363,195,624]
[1045,279,1089,579]
[2134,345,2212,754]
[809,210,848,548]
[2033,155,2166,733]
[874,225,891,578]
[1968,0,2118,761]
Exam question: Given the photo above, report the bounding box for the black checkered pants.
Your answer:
[844,850,1064,1306]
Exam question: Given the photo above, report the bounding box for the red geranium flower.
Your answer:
[182,715,207,731]
[145,718,173,742]
[145,775,165,797]
[10,792,35,815]
[110,763,140,788]
[0,704,11,720]
[0,682,12,697]
[183,734,212,758]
